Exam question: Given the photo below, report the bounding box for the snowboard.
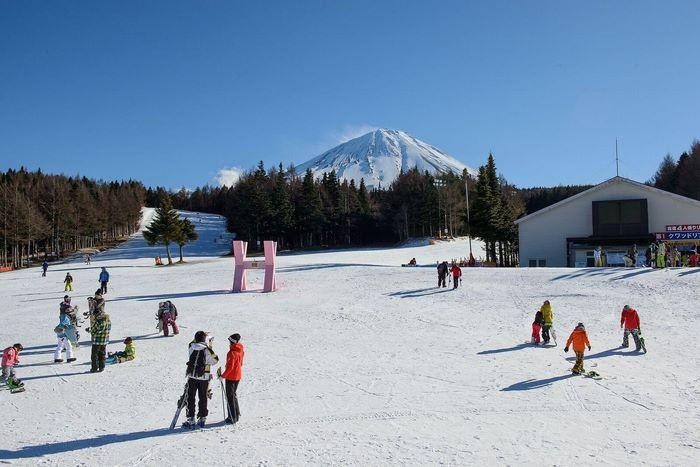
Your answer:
[639,333,647,353]
[551,328,557,346]
[170,382,190,429]
[1,381,25,393]
[571,370,602,380]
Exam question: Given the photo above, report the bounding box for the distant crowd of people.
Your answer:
[593,242,700,268]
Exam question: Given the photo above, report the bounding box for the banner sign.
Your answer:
[656,231,700,240]
[666,224,700,232]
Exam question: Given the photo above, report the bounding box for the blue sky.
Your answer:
[1,1,699,189]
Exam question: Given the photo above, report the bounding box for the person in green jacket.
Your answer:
[540,300,554,345]
[108,337,135,363]
[90,310,111,373]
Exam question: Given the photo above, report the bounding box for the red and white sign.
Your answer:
[666,224,700,232]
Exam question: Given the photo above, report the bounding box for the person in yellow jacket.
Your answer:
[565,323,592,374]
[540,300,554,344]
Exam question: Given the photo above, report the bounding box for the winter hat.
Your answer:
[95,289,103,296]
[194,331,207,343]
[623,305,630,311]
[63,295,69,300]
[123,337,133,345]
[228,333,241,344]
[13,343,23,351]
[576,322,585,329]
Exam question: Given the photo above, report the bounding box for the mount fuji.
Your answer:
[296,129,475,188]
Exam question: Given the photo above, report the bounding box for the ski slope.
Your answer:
[1,211,699,465]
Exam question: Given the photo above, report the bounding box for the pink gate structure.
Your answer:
[232,240,277,293]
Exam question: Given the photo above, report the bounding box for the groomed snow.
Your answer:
[1,211,698,465]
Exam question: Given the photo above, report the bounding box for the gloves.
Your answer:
[588,345,591,351]
[564,347,569,353]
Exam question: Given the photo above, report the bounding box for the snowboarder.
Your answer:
[1,343,24,390]
[220,333,244,424]
[593,246,602,267]
[64,272,74,292]
[183,331,219,428]
[98,267,109,294]
[85,254,91,265]
[620,305,642,351]
[656,241,666,268]
[158,301,180,336]
[53,313,77,363]
[42,260,48,277]
[59,296,80,343]
[90,307,111,373]
[107,337,136,363]
[564,323,591,374]
[450,264,462,289]
[437,261,448,288]
[531,309,544,344]
[540,300,554,345]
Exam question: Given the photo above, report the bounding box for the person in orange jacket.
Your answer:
[219,333,244,424]
[564,323,591,374]
[620,305,642,350]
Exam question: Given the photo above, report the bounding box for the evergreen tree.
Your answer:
[142,195,180,264]
[174,218,198,262]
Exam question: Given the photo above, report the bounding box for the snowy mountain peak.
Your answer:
[296,129,475,188]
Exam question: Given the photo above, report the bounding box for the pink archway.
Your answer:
[232,240,277,293]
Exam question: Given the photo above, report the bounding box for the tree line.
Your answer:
[648,140,700,200]
[0,168,145,268]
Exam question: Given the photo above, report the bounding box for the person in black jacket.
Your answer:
[183,331,219,428]
[437,261,448,288]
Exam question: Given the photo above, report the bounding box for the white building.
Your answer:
[516,176,700,267]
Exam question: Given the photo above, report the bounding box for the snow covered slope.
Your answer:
[1,213,699,465]
[296,129,475,188]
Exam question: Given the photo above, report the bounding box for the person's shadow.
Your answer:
[501,373,576,391]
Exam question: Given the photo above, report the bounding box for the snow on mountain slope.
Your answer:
[296,129,475,188]
[1,213,698,465]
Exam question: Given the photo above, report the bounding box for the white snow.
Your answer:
[296,129,476,188]
[1,211,699,465]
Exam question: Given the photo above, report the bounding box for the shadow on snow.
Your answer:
[501,373,576,391]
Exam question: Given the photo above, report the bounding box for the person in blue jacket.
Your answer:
[42,260,48,277]
[99,267,110,294]
[54,313,77,363]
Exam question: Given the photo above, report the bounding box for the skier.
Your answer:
[437,261,448,288]
[53,313,77,363]
[531,309,544,344]
[90,307,111,373]
[107,337,136,363]
[1,343,24,389]
[620,305,642,351]
[64,272,74,292]
[450,264,462,289]
[42,260,48,277]
[220,333,244,424]
[540,300,554,345]
[85,254,91,265]
[98,267,109,294]
[593,246,602,267]
[564,323,591,375]
[158,301,180,337]
[183,331,219,428]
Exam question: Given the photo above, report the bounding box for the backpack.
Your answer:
[186,348,207,377]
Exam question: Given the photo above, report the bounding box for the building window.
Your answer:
[528,259,546,267]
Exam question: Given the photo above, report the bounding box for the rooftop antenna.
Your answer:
[615,139,619,177]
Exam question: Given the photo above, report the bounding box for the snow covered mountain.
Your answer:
[296,129,475,188]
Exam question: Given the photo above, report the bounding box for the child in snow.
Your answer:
[450,264,462,289]
[64,272,74,292]
[184,331,219,428]
[219,333,244,424]
[565,323,591,374]
[1,343,24,387]
[108,337,136,363]
[54,313,77,363]
[540,300,554,344]
[620,305,642,351]
[531,309,544,344]
[158,301,179,336]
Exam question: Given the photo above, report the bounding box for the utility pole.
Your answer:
[615,139,619,177]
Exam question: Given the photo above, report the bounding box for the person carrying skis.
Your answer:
[98,267,109,294]
[64,272,74,292]
[620,305,642,351]
[219,333,244,424]
[450,264,462,289]
[564,322,591,374]
[42,260,48,277]
[54,312,77,363]
[90,307,111,373]
[531,309,544,344]
[1,343,24,389]
[107,337,136,363]
[540,300,554,345]
[184,331,219,428]
[437,261,448,288]
[158,301,179,336]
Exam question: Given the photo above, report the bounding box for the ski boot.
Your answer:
[182,417,196,429]
[67,357,76,363]
[54,359,64,363]
[197,417,206,428]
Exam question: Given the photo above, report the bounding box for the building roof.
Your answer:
[515,176,700,225]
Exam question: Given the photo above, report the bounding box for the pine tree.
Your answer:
[142,195,180,264]
[270,165,294,247]
[174,218,198,262]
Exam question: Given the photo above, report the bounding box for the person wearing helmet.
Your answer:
[183,331,219,428]
[565,323,592,375]
[620,305,642,351]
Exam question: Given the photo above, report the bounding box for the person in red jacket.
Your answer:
[450,264,462,289]
[620,305,642,351]
[220,333,244,424]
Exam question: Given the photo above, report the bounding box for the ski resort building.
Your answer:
[515,176,700,267]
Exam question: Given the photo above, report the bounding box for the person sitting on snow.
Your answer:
[408,258,417,266]
[565,323,591,375]
[620,305,642,351]
[108,337,136,363]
